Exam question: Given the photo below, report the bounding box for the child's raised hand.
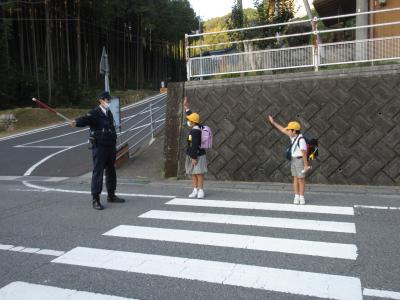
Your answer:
[183,97,189,109]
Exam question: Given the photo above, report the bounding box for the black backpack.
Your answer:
[286,134,318,161]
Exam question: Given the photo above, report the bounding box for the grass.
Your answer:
[0,107,87,137]
[0,89,158,137]
[112,89,158,106]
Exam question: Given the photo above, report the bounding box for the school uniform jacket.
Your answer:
[186,109,205,160]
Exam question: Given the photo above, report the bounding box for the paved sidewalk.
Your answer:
[112,134,400,198]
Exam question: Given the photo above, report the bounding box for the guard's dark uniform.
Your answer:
[74,94,124,210]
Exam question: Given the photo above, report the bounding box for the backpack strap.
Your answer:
[297,136,305,147]
[291,135,301,153]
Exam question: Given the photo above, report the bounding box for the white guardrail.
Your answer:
[117,93,166,159]
[185,7,400,80]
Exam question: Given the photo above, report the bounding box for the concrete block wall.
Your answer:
[164,65,400,185]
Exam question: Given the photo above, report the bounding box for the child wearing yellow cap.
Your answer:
[184,97,207,198]
[268,115,309,205]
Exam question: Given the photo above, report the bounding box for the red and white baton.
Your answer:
[32,98,72,122]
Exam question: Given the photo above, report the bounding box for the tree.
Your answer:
[0,0,199,109]
[227,0,245,50]
[253,0,296,49]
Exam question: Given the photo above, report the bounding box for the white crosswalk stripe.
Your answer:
[167,198,355,215]
[139,210,356,233]
[103,225,358,259]
[0,281,138,300]
[13,197,364,299]
[52,247,362,300]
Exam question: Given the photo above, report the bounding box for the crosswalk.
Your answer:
[1,196,365,299]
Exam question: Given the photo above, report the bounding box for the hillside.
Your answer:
[197,8,258,52]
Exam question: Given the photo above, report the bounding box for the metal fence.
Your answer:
[320,36,400,66]
[116,93,166,160]
[190,45,314,77]
[186,7,400,80]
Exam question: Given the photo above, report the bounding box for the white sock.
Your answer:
[294,194,300,200]
[193,188,198,193]
[299,196,305,200]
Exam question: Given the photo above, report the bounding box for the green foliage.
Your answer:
[0,0,199,109]
[201,0,296,52]
[227,1,245,49]
[251,0,296,49]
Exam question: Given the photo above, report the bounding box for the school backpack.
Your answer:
[200,125,213,149]
[286,134,318,161]
[300,133,319,161]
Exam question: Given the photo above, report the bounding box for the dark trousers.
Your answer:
[91,145,116,196]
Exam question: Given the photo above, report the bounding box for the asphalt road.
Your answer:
[0,176,400,299]
[1,92,400,299]
[0,93,166,178]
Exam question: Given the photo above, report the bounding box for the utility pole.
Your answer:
[198,13,203,81]
[76,0,82,84]
[45,0,52,103]
[303,0,321,71]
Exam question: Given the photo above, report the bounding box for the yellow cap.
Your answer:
[186,113,200,124]
[285,121,301,131]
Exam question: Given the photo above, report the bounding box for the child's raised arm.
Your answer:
[268,115,291,137]
[183,97,189,111]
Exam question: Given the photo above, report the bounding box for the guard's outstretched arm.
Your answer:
[75,112,94,128]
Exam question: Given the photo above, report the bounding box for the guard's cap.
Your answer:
[285,121,301,131]
[97,91,111,101]
[186,112,200,124]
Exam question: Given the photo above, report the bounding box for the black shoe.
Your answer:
[107,194,125,203]
[92,197,104,210]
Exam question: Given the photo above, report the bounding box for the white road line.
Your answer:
[0,94,165,143]
[0,123,67,142]
[20,248,40,253]
[354,205,400,211]
[23,141,87,176]
[0,282,138,300]
[0,244,14,250]
[167,198,355,215]
[15,127,88,147]
[23,147,72,176]
[139,210,356,233]
[44,177,69,182]
[103,225,358,260]
[36,249,65,256]
[9,246,25,252]
[15,94,165,177]
[22,181,175,198]
[0,176,20,180]
[53,247,362,300]
[0,94,164,141]
[363,288,400,299]
[121,93,166,111]
[15,145,71,149]
[0,243,64,257]
[0,176,68,182]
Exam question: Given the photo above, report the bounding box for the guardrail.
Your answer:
[116,94,166,160]
[185,7,400,80]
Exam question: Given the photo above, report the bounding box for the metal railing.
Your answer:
[190,45,314,77]
[185,7,400,80]
[116,93,166,160]
[319,36,400,66]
